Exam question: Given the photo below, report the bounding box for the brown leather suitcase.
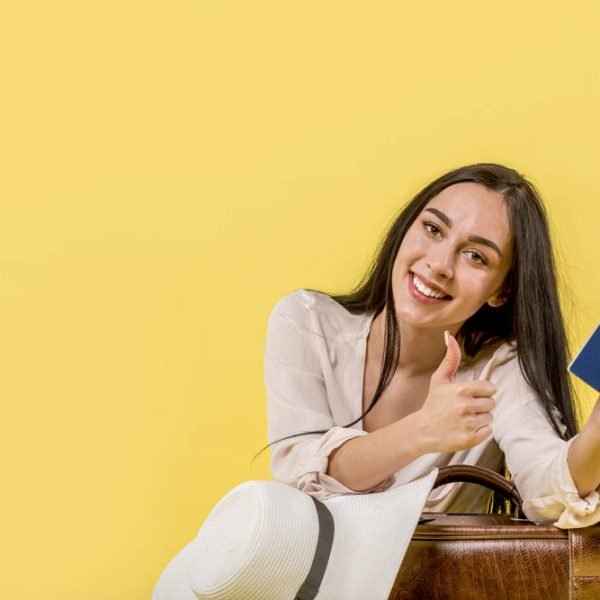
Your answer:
[391,465,600,599]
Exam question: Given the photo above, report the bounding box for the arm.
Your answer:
[265,292,390,498]
[567,395,600,497]
[327,411,426,491]
[490,346,600,527]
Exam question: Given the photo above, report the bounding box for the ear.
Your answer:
[487,296,506,308]
[487,286,510,308]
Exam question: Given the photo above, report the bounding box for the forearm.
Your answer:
[326,412,427,492]
[567,396,600,497]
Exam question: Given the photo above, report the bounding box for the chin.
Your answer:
[393,309,438,329]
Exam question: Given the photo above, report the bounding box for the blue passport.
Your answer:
[569,323,600,392]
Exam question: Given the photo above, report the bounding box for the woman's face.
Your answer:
[391,182,514,334]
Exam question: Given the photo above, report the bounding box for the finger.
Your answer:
[456,396,495,415]
[451,380,497,398]
[472,411,493,429]
[472,424,493,444]
[460,421,493,448]
[431,331,462,385]
[472,397,496,413]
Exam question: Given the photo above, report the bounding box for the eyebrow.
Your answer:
[424,207,503,257]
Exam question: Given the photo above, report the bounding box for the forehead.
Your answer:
[423,182,513,250]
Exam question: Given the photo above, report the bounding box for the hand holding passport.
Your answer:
[569,323,600,392]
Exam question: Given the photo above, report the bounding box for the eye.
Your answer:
[423,221,442,237]
[465,250,487,266]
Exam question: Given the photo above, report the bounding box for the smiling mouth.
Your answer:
[410,273,452,300]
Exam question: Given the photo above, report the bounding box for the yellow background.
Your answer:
[1,2,599,598]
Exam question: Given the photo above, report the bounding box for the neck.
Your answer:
[368,307,458,377]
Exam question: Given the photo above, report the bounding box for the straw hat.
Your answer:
[152,468,438,600]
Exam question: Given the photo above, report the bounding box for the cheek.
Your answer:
[452,268,495,301]
[474,276,507,304]
[396,230,426,260]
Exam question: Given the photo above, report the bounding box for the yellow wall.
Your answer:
[1,2,599,598]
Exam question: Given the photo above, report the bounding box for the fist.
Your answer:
[415,332,496,454]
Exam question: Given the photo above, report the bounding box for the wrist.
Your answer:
[401,410,432,458]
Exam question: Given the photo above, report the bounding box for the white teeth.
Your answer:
[412,274,448,299]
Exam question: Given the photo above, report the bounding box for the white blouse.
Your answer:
[265,289,600,528]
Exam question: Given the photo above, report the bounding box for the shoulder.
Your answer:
[267,289,330,324]
[267,289,371,342]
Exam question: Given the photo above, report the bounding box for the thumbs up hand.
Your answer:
[415,331,496,454]
[430,330,463,385]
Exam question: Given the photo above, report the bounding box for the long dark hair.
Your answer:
[261,163,578,458]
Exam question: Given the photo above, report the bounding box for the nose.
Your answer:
[426,244,454,279]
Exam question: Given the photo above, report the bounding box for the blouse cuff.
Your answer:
[292,426,396,501]
[522,437,600,529]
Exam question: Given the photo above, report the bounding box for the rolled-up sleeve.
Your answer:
[264,293,393,500]
[490,347,600,529]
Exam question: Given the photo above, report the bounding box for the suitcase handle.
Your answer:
[433,465,523,516]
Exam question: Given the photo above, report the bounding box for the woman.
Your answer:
[265,162,600,527]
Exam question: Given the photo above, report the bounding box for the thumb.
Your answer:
[431,331,462,384]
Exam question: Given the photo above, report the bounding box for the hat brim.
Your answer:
[152,468,438,600]
[152,541,197,600]
[315,468,438,599]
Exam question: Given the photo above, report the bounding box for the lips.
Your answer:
[410,272,452,300]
